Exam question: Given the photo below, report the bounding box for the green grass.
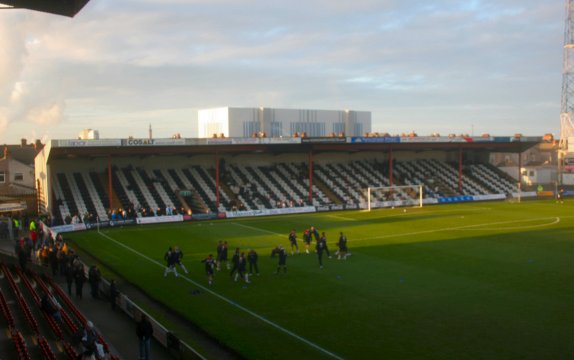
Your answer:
[69,200,574,359]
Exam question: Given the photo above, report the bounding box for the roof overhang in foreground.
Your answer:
[0,0,89,17]
[42,135,544,162]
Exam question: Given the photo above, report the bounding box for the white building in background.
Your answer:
[198,107,371,138]
[78,129,100,140]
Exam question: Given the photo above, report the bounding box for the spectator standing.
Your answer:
[49,243,58,276]
[136,314,154,360]
[74,263,86,299]
[88,265,102,299]
[109,279,119,311]
[65,260,74,296]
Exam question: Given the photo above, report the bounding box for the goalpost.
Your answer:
[363,184,424,211]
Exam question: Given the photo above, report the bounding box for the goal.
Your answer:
[362,184,424,211]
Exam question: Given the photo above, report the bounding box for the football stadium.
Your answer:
[0,127,572,360]
[1,1,574,360]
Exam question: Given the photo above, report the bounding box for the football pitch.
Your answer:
[70,200,574,360]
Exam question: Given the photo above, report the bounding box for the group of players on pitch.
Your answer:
[163,226,350,285]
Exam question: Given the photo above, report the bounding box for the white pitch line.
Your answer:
[326,215,357,221]
[353,216,563,243]
[457,217,561,231]
[96,231,343,360]
[232,206,495,239]
[232,222,285,238]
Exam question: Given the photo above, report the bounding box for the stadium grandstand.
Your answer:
[35,133,541,227]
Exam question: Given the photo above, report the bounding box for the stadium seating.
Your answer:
[72,173,98,219]
[52,174,72,222]
[181,168,219,212]
[469,164,519,194]
[227,164,263,210]
[123,167,158,211]
[279,163,330,206]
[49,157,523,223]
[76,172,109,221]
[65,173,89,219]
[11,330,31,360]
[137,168,168,211]
[89,172,111,216]
[0,288,15,328]
[37,336,56,360]
[192,166,232,211]
[0,261,119,360]
[13,267,63,340]
[152,169,183,211]
[1,263,40,336]
[265,164,308,206]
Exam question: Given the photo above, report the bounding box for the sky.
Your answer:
[0,0,566,144]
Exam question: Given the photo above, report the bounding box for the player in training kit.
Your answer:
[163,247,179,277]
[229,247,241,278]
[303,228,312,254]
[248,249,259,276]
[218,241,229,270]
[337,232,348,260]
[320,232,332,258]
[288,229,299,255]
[316,236,326,268]
[201,254,215,285]
[310,226,320,242]
[173,246,189,273]
[216,241,223,271]
[235,252,249,283]
[274,245,288,274]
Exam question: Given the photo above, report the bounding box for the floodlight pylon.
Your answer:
[559,0,574,182]
[561,1,574,142]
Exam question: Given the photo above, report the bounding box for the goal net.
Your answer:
[360,184,424,211]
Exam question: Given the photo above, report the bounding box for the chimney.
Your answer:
[34,139,44,152]
[21,138,27,147]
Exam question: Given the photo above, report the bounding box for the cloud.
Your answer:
[0,13,70,142]
[0,0,565,143]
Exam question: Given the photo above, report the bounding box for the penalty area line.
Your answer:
[354,216,563,243]
[96,230,343,360]
[325,215,357,221]
[231,222,285,238]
